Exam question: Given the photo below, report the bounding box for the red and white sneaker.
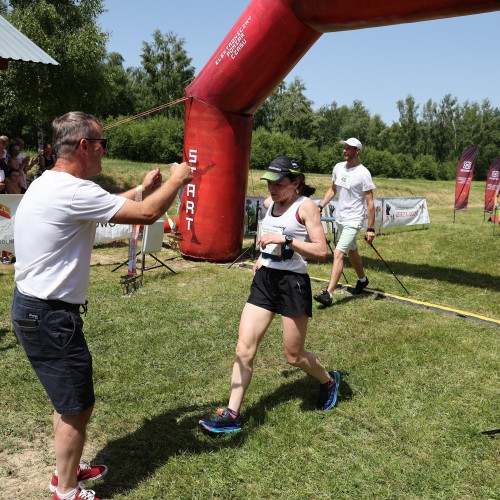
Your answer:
[49,463,108,493]
[52,487,101,500]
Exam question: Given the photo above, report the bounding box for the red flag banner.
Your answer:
[454,145,479,211]
[484,158,500,214]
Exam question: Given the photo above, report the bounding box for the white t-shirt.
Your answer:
[14,170,126,303]
[332,161,375,226]
[260,196,309,274]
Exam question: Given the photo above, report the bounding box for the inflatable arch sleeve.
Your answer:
[180,0,500,261]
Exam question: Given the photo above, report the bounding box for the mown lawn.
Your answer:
[0,164,498,499]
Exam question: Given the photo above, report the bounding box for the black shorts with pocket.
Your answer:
[11,287,95,415]
[247,266,312,317]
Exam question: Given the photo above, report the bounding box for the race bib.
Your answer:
[335,173,352,189]
[259,224,283,256]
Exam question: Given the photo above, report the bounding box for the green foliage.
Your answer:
[104,116,184,163]
[0,0,109,143]
[250,127,320,172]
[128,30,195,119]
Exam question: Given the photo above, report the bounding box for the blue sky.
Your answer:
[98,1,500,124]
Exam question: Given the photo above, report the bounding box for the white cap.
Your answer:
[340,137,362,150]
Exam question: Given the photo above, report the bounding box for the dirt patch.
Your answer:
[0,436,53,499]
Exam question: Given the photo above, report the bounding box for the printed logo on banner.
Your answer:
[0,203,12,219]
[491,170,499,180]
[462,161,473,171]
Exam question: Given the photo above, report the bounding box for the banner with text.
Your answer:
[484,158,500,214]
[454,145,479,211]
[244,196,428,234]
[0,194,23,253]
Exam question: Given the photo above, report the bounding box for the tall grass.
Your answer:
[0,162,498,499]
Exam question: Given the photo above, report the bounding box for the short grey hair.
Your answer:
[52,111,101,159]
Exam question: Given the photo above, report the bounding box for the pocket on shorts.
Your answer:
[45,310,83,349]
[13,318,41,346]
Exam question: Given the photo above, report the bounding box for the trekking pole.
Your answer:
[364,237,410,295]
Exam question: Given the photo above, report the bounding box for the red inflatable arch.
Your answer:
[179,0,499,261]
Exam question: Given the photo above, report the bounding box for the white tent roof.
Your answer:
[0,15,59,65]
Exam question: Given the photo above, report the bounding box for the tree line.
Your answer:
[1,0,498,179]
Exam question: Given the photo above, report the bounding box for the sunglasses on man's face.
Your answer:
[79,138,109,150]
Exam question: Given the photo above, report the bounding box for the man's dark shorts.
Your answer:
[11,287,95,415]
[247,266,313,318]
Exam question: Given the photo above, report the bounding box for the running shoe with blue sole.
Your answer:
[317,370,341,410]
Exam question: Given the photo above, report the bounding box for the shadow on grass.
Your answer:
[0,327,18,352]
[94,373,352,497]
[318,254,499,292]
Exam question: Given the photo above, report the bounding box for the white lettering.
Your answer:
[186,201,195,214]
[186,217,194,230]
[187,184,196,197]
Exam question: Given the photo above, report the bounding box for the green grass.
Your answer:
[1,162,498,499]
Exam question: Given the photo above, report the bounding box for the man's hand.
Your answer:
[169,161,193,186]
[141,168,162,196]
[365,230,376,244]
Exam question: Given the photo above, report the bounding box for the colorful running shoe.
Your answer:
[198,408,243,434]
[317,371,341,410]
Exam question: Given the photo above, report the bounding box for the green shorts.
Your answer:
[336,223,362,254]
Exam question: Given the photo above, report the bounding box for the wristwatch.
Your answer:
[318,204,323,211]
[367,228,375,233]
[284,234,293,246]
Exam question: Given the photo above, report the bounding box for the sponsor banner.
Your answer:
[244,196,428,234]
[0,194,131,252]
[484,158,500,214]
[0,194,23,253]
[382,197,430,228]
[454,145,479,211]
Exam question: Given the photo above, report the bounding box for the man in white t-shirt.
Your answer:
[313,137,376,307]
[11,111,193,500]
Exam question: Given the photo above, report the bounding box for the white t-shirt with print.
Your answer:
[332,161,375,226]
[14,170,126,303]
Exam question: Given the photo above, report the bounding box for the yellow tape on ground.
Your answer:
[238,261,500,327]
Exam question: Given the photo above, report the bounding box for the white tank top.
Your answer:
[260,196,309,274]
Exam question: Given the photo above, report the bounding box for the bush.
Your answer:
[410,154,440,180]
[105,115,184,163]
[250,128,319,172]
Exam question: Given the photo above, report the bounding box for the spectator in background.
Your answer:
[1,167,26,194]
[38,143,57,173]
[8,140,36,189]
[0,135,8,160]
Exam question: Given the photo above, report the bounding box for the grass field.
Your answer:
[1,162,498,499]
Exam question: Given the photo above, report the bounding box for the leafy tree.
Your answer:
[129,30,195,118]
[272,77,315,140]
[313,102,350,149]
[339,100,372,143]
[0,0,109,143]
[253,82,286,130]
[433,94,459,162]
[396,95,420,157]
[101,52,135,119]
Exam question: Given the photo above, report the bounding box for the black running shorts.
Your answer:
[247,266,312,317]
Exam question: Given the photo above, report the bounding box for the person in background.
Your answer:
[38,143,57,174]
[199,156,341,435]
[313,138,376,307]
[1,167,26,194]
[11,111,193,500]
[0,135,8,160]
